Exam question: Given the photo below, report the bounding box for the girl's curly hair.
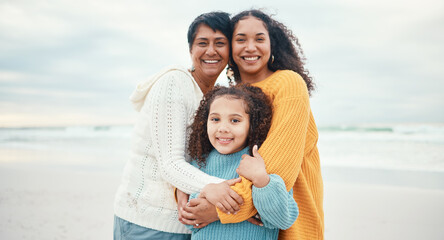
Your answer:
[188,85,273,168]
[229,9,315,95]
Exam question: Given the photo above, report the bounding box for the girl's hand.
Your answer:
[176,189,190,225]
[181,198,219,228]
[237,145,270,188]
[199,178,243,214]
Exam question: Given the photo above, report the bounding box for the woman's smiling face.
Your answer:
[190,24,229,81]
[232,16,272,83]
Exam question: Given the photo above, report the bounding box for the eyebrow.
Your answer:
[209,113,244,118]
[235,33,266,37]
[196,37,227,41]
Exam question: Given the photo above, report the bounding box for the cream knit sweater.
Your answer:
[114,65,224,234]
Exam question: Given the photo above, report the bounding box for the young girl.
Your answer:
[186,85,299,240]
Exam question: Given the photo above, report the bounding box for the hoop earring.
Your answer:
[271,55,275,64]
[190,65,195,72]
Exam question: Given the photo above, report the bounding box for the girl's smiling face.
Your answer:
[207,96,250,155]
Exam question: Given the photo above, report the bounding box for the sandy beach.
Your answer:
[0,166,119,240]
[1,164,443,240]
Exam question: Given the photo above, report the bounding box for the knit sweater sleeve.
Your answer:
[218,71,310,223]
[146,71,224,194]
[253,174,299,230]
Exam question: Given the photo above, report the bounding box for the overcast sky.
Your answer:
[1,0,443,127]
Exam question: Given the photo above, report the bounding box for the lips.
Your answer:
[216,137,233,144]
[203,59,220,64]
[242,56,260,61]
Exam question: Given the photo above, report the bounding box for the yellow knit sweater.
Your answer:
[217,70,324,240]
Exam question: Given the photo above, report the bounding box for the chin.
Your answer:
[217,149,231,155]
[239,66,260,75]
[203,69,222,77]
[215,147,234,155]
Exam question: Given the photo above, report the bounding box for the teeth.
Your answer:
[218,138,232,142]
[204,60,219,63]
[244,57,259,61]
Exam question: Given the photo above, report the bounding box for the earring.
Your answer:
[271,55,275,64]
[190,65,195,72]
[226,66,234,82]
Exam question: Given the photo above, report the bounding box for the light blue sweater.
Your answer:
[188,147,299,240]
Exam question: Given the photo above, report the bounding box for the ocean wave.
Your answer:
[1,124,443,174]
[0,125,133,142]
[319,124,444,134]
[319,126,393,132]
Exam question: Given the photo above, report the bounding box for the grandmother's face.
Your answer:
[190,24,229,81]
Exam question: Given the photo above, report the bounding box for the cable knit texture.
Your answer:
[217,70,324,240]
[114,65,224,234]
[188,148,298,240]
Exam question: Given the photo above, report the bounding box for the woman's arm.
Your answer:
[180,197,263,228]
[179,146,294,227]
[146,71,225,193]
[148,71,243,213]
[217,73,311,223]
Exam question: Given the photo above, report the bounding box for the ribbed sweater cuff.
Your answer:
[252,174,298,230]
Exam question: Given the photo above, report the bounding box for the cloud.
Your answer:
[1,0,443,126]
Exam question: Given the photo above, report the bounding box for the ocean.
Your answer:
[1,123,444,189]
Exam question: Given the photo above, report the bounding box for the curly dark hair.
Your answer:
[229,9,315,95]
[188,85,273,168]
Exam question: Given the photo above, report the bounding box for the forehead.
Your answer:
[210,96,248,114]
[233,16,268,34]
[194,24,227,40]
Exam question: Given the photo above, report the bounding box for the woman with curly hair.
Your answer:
[181,9,324,240]
[185,85,298,239]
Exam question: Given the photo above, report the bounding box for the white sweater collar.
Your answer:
[129,65,195,112]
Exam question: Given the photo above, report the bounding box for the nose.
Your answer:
[246,39,256,52]
[217,123,229,133]
[206,43,217,56]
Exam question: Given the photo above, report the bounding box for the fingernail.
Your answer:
[260,224,264,226]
